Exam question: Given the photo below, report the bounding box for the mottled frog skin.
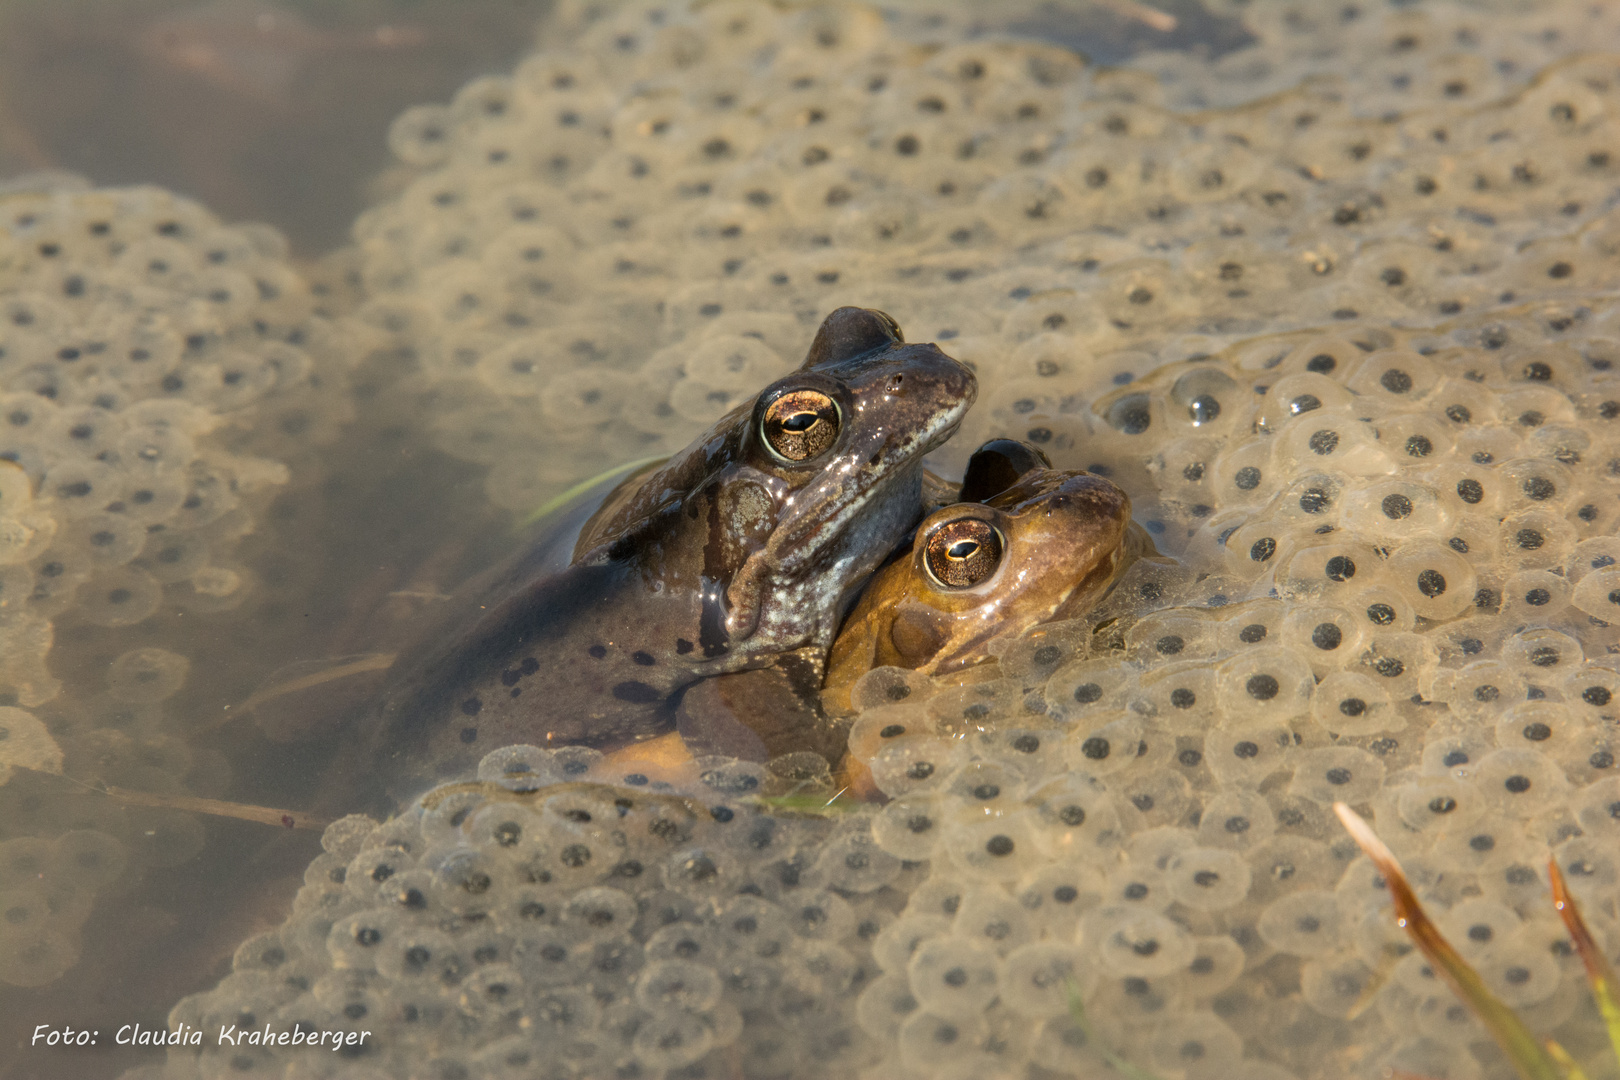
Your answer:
[821,439,1147,714]
[364,308,976,802]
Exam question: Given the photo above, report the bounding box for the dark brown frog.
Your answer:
[822,440,1146,712]
[355,307,977,804]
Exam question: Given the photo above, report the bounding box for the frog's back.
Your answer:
[368,558,655,801]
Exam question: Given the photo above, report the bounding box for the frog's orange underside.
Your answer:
[600,730,885,802]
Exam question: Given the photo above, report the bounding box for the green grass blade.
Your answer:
[520,455,666,527]
[749,790,863,816]
[1335,804,1565,1080]
[1549,857,1620,1070]
[1064,979,1170,1080]
[1543,1038,1590,1080]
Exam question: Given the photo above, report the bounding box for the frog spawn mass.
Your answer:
[348,0,1620,509]
[135,0,1620,1076]
[0,183,352,693]
[0,180,360,987]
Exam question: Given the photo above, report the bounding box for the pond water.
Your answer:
[4,2,1620,1079]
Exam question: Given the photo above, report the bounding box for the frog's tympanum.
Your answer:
[820,440,1146,715]
[364,307,976,800]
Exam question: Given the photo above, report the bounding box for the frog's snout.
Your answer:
[938,348,980,407]
[900,341,979,415]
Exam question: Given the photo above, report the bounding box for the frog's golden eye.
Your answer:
[761,389,840,462]
[923,518,1003,589]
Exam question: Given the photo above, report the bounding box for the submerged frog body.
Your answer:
[362,307,976,802]
[821,440,1147,713]
[678,440,1147,760]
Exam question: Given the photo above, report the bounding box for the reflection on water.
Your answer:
[4,1,1620,1079]
[0,0,555,255]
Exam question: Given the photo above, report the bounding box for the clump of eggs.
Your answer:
[145,1,1620,1077]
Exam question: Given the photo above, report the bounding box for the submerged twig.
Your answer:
[1096,0,1178,33]
[35,767,333,831]
[1334,803,1564,1080]
[98,784,333,831]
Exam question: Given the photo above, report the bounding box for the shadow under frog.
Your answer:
[679,440,1152,763]
[345,307,976,807]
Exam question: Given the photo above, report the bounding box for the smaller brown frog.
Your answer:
[820,440,1147,714]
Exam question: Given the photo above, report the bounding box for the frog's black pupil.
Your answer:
[764,390,840,460]
[926,520,1001,587]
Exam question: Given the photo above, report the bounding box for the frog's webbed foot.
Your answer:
[676,663,850,767]
[676,676,773,762]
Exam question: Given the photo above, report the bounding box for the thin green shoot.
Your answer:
[1543,1038,1590,1080]
[520,455,665,527]
[1063,978,1170,1080]
[749,788,863,817]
